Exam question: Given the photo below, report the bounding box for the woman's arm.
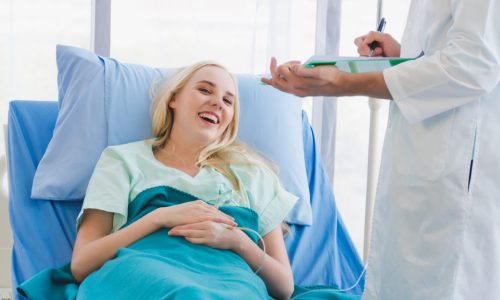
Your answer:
[234,226,294,300]
[71,201,236,282]
[71,208,159,282]
[169,223,294,300]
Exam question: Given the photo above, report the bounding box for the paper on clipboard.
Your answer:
[304,55,415,73]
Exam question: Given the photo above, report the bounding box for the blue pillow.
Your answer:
[32,45,312,226]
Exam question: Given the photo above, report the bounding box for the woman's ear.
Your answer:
[168,94,177,109]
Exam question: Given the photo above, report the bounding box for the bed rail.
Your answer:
[1,125,12,296]
[1,124,8,200]
[0,154,7,201]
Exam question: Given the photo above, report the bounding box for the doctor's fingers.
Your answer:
[354,33,372,56]
[260,58,289,91]
[268,58,300,82]
[275,60,302,79]
[291,65,338,85]
[357,32,401,57]
[263,74,302,96]
[354,31,386,56]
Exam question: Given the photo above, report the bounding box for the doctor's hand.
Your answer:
[354,31,401,57]
[261,57,393,100]
[261,57,349,97]
[152,200,237,229]
[168,221,246,250]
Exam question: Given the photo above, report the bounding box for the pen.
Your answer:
[368,17,386,57]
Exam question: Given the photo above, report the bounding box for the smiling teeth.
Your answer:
[199,112,219,124]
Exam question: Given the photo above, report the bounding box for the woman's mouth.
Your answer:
[198,112,219,124]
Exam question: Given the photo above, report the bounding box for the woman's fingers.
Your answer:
[207,204,236,225]
[192,200,236,225]
[169,221,224,237]
[204,214,237,226]
[168,228,205,237]
[183,237,206,244]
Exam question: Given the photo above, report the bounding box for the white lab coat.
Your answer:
[363,0,500,299]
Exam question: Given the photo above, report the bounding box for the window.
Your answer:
[0,0,90,153]
[110,0,316,118]
[110,0,316,74]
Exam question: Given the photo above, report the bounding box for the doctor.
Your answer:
[262,0,500,299]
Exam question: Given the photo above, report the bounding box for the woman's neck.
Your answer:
[156,138,202,177]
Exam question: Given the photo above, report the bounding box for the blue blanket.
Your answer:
[18,186,360,300]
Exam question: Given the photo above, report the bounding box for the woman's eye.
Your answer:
[199,88,211,94]
[223,98,233,105]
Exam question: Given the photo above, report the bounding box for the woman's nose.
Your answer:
[210,96,224,109]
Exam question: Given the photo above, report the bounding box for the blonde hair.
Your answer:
[150,61,273,194]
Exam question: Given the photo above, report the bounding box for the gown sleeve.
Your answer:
[231,163,298,236]
[76,146,131,232]
[383,0,500,124]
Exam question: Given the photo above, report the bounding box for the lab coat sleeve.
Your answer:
[383,0,500,124]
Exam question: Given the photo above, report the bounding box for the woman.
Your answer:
[262,0,500,299]
[71,61,296,299]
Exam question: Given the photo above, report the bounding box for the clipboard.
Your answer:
[304,55,415,73]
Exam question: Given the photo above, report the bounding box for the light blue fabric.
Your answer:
[31,45,311,225]
[31,46,107,200]
[8,101,364,297]
[7,101,82,299]
[286,112,364,293]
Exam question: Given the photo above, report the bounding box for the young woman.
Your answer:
[70,61,296,299]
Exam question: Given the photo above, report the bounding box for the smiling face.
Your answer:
[168,65,237,147]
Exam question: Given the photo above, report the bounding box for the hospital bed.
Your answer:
[5,47,364,299]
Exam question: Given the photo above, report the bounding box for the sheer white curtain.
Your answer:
[109,0,316,75]
[312,0,342,181]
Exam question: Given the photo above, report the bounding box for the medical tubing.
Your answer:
[291,264,367,298]
[232,226,266,274]
[330,263,367,292]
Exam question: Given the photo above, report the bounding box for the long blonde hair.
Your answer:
[150,61,271,194]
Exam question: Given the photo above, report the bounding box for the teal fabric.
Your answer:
[292,285,361,300]
[19,186,267,299]
[17,263,78,300]
[18,186,358,300]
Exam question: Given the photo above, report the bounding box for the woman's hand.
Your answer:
[168,221,245,250]
[354,31,401,57]
[152,200,237,229]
